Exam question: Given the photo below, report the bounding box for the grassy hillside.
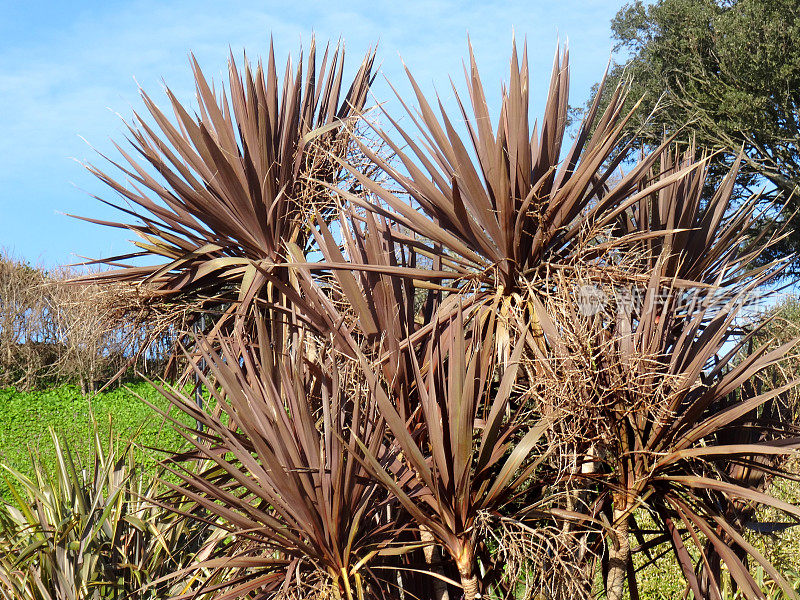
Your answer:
[0,382,190,495]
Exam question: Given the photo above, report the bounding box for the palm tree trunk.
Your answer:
[420,525,450,600]
[452,540,481,600]
[458,570,479,600]
[606,508,630,600]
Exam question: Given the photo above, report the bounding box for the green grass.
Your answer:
[0,381,191,496]
[3,382,798,599]
[626,473,800,600]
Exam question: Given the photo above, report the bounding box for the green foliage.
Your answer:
[592,0,800,263]
[0,382,188,496]
[0,422,221,600]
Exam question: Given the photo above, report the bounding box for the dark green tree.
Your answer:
[590,0,800,263]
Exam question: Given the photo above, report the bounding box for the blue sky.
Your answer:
[0,0,626,267]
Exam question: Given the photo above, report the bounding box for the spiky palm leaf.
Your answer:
[350,307,554,600]
[331,42,691,297]
[77,38,375,320]
[71,37,800,600]
[529,146,800,600]
[145,319,415,600]
[0,422,218,600]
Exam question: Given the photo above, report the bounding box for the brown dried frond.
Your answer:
[477,511,595,600]
[271,564,338,600]
[527,267,682,450]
